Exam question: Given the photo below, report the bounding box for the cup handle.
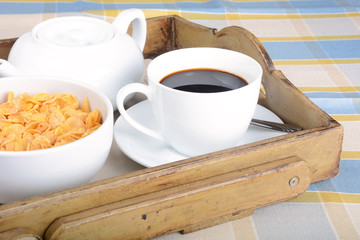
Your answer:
[116,83,164,141]
[112,8,147,52]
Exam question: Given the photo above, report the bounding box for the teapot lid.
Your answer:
[33,17,114,47]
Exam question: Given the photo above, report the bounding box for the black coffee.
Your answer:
[160,69,248,93]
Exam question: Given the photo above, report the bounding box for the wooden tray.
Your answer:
[0,15,343,240]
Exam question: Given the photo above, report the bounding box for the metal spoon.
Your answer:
[250,119,302,133]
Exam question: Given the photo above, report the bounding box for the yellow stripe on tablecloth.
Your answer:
[289,192,360,204]
[0,0,76,2]
[341,151,360,159]
[84,10,360,20]
[327,202,354,239]
[323,203,360,240]
[258,35,360,41]
[225,12,360,20]
[298,86,360,92]
[173,12,360,20]
[231,217,257,240]
[331,115,360,121]
[273,59,360,65]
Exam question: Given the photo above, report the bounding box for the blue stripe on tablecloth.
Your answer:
[0,2,44,14]
[0,1,225,14]
[305,92,360,115]
[0,2,155,14]
[224,0,359,14]
[304,90,360,115]
[306,97,360,115]
[308,159,360,194]
[320,40,360,59]
[305,92,360,98]
[0,0,359,14]
[261,40,360,60]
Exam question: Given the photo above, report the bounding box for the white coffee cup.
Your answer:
[116,47,262,156]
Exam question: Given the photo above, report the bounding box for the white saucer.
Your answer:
[114,100,286,167]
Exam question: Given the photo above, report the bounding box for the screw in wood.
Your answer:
[289,176,299,187]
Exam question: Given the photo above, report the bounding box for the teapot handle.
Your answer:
[112,9,147,52]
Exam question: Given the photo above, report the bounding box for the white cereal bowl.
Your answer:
[0,76,113,203]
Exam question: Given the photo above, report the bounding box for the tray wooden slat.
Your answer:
[0,15,343,240]
[45,157,310,240]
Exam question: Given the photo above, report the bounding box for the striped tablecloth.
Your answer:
[1,1,359,239]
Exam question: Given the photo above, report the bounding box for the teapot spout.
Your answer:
[0,59,22,77]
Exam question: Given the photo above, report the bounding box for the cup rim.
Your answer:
[147,47,263,95]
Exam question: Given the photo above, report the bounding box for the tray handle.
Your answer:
[45,156,310,240]
[0,228,41,240]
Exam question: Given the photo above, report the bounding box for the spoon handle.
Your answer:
[250,118,302,133]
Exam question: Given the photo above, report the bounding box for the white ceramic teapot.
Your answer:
[0,8,146,109]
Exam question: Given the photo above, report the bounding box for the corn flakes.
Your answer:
[0,92,102,151]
